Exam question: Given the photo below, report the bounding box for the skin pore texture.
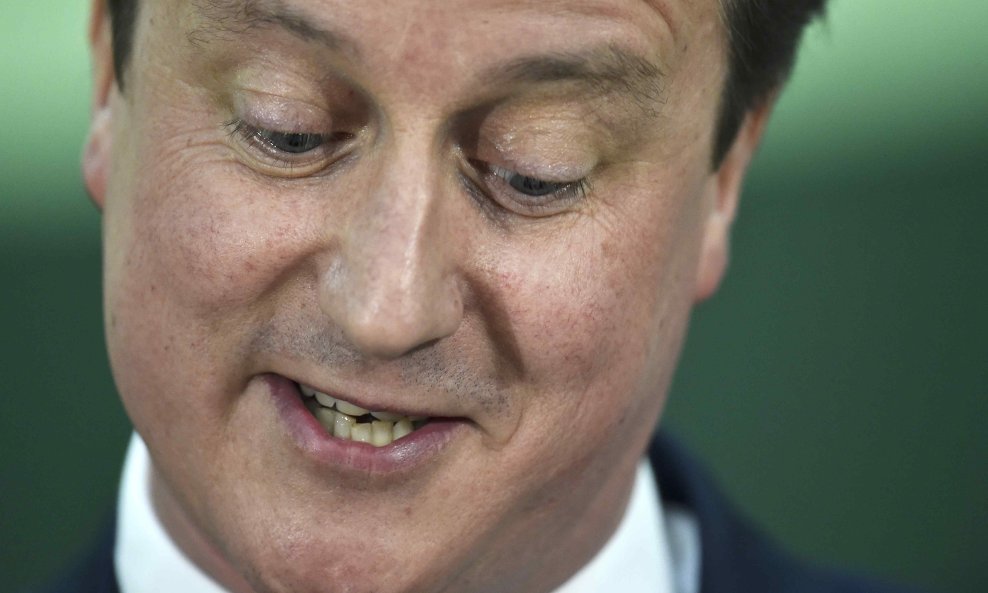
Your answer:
[83,0,770,592]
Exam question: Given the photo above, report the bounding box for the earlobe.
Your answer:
[83,0,115,211]
[693,99,776,302]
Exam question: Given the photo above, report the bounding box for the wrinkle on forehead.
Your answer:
[637,0,682,39]
[488,0,685,40]
[182,0,689,61]
[177,0,678,124]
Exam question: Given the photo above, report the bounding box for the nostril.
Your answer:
[342,315,440,360]
[332,287,463,361]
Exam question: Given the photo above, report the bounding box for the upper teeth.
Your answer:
[299,383,424,446]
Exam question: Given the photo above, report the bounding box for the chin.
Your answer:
[186,492,458,593]
[235,543,443,593]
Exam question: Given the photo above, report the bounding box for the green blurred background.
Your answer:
[1,1,986,591]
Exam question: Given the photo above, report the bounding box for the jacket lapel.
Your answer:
[649,433,812,593]
[40,512,119,593]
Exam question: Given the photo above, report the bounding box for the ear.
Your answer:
[693,99,775,302]
[82,0,116,211]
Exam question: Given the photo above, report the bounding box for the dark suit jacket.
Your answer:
[38,433,919,593]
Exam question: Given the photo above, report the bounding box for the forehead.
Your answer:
[169,0,724,74]
[145,0,728,141]
[179,0,703,36]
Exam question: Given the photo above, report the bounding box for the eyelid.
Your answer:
[232,88,332,132]
[487,164,581,187]
[225,117,352,177]
[223,81,368,178]
[476,162,592,217]
[227,119,321,153]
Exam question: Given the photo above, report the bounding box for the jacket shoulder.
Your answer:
[649,433,927,593]
[29,513,119,593]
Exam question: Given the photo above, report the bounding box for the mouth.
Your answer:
[265,374,465,474]
[297,382,430,447]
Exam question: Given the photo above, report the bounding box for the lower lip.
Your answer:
[265,374,465,475]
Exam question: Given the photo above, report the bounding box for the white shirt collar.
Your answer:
[115,433,229,593]
[116,432,699,593]
[553,459,677,593]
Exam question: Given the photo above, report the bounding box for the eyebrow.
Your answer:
[189,0,359,58]
[190,0,665,118]
[487,46,666,119]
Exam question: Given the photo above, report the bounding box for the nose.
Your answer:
[318,148,465,360]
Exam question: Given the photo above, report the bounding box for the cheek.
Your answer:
[106,75,314,325]
[129,169,302,314]
[101,125,321,424]
[474,190,709,524]
[498,191,705,422]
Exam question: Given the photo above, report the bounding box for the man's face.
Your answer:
[86,0,746,591]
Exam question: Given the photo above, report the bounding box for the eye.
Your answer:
[226,119,355,177]
[256,129,326,154]
[477,163,590,216]
[505,173,569,197]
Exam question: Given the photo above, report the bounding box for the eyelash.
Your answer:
[225,118,352,174]
[225,118,591,216]
[477,162,591,216]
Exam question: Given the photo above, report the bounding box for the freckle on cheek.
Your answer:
[600,239,618,261]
